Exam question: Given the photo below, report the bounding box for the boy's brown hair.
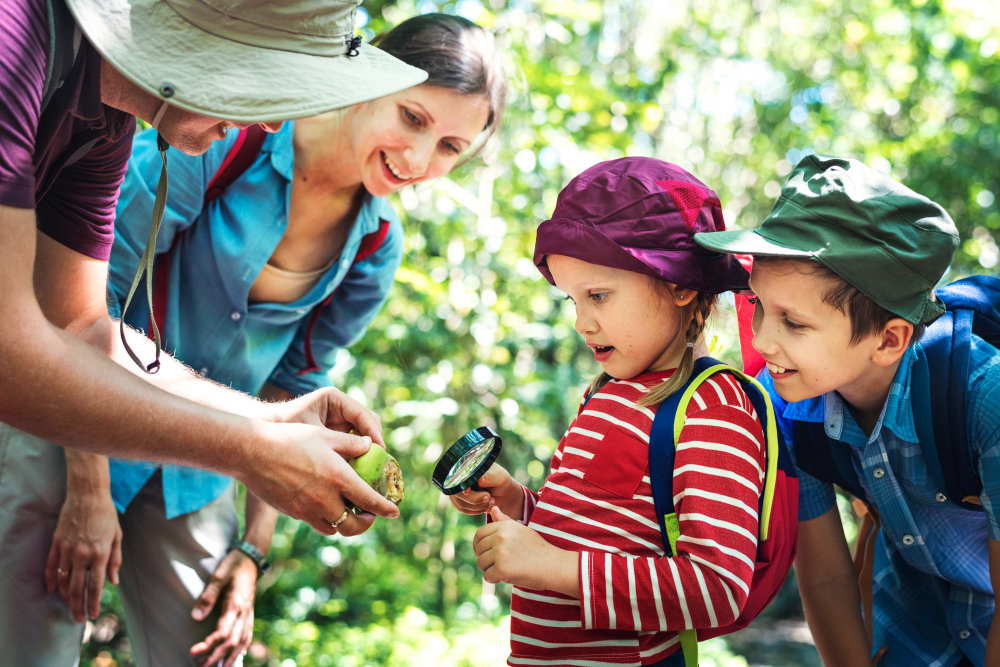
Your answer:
[755,257,925,345]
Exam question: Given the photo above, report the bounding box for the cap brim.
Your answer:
[67,0,429,123]
[694,229,815,258]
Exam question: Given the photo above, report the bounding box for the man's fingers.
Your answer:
[87,554,109,620]
[324,391,384,444]
[107,535,123,586]
[333,511,375,538]
[57,547,73,602]
[45,539,61,592]
[192,578,224,621]
[337,460,399,519]
[328,433,377,459]
[68,563,88,623]
[205,613,242,667]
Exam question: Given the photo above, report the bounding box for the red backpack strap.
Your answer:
[734,254,765,377]
[296,218,392,376]
[146,127,267,341]
[204,125,268,204]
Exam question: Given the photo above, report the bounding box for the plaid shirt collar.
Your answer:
[779,344,920,444]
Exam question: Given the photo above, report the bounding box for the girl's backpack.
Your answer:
[647,357,800,667]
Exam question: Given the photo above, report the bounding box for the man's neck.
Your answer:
[99,57,156,123]
[837,359,903,437]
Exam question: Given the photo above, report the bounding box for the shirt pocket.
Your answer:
[582,425,649,499]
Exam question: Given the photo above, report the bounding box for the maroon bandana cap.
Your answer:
[533,157,750,294]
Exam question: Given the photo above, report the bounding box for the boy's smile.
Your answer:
[749,260,904,415]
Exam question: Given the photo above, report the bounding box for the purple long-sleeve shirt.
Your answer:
[0,0,134,259]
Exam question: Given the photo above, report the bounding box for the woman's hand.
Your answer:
[189,550,259,667]
[45,452,122,623]
[449,464,525,520]
[473,506,579,596]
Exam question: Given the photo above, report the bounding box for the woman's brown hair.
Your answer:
[373,14,508,158]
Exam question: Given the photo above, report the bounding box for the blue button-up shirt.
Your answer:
[761,337,1000,667]
[105,124,404,518]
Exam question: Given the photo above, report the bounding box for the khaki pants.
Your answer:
[0,421,241,667]
[0,423,83,667]
[118,473,240,667]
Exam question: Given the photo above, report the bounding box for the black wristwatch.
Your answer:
[231,540,271,577]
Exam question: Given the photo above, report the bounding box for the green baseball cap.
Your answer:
[694,154,959,324]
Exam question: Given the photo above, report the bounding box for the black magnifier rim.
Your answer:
[432,426,503,495]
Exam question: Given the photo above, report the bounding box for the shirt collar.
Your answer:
[780,344,920,443]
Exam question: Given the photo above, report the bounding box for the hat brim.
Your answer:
[67,0,428,123]
[694,229,815,258]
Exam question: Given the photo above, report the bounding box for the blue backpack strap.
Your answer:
[916,275,1000,510]
[791,420,867,502]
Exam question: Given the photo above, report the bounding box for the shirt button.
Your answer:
[873,467,885,478]
[935,492,948,503]
[231,311,241,321]
[959,629,971,639]
[901,535,915,546]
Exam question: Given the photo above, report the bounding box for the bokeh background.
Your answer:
[83,0,999,664]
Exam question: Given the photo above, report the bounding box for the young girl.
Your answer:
[452,158,767,666]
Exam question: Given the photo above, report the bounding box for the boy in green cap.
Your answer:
[696,154,1000,667]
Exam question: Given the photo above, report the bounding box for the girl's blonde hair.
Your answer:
[585,289,717,408]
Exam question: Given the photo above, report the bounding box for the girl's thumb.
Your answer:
[490,505,511,522]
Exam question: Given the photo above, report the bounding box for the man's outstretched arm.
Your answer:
[2,204,396,535]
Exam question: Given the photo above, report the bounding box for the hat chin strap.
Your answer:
[150,100,170,130]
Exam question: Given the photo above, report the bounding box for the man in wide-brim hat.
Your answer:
[0,0,424,662]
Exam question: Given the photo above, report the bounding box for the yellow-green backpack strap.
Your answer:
[663,513,699,667]
[671,364,779,542]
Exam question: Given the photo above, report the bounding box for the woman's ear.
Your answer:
[872,318,914,366]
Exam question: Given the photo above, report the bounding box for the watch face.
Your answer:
[432,427,502,495]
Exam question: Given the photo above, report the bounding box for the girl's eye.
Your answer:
[590,292,608,303]
[442,141,461,155]
[783,317,806,331]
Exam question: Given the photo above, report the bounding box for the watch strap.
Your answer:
[231,540,271,577]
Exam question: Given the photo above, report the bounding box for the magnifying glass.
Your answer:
[432,426,503,495]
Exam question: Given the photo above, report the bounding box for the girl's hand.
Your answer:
[449,464,524,519]
[473,506,579,596]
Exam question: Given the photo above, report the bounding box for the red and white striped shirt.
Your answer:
[509,368,765,666]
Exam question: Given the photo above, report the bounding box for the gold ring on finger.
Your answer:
[331,510,350,528]
[57,568,69,577]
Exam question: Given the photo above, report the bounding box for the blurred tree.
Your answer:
[83,0,998,664]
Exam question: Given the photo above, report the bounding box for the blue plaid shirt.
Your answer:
[760,336,1000,667]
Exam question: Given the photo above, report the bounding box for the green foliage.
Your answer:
[83,0,998,665]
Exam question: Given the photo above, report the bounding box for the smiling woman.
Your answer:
[80,14,511,667]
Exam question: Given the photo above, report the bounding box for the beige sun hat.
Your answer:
[64,0,429,123]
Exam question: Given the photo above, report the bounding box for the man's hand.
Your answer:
[265,386,384,439]
[450,464,525,520]
[473,506,577,595]
[189,550,258,667]
[44,452,122,623]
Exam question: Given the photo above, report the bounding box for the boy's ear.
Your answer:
[872,318,914,366]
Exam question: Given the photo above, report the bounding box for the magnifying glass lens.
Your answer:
[443,439,495,488]
[432,427,503,495]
